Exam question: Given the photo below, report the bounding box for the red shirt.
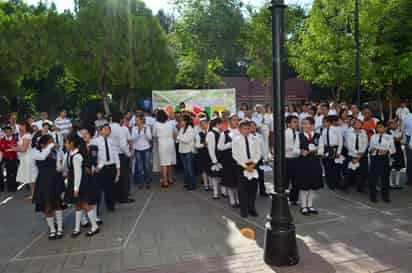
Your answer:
[0,136,18,160]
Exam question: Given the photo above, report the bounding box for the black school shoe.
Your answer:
[56,231,63,239]
[86,228,100,237]
[48,231,57,240]
[308,207,319,215]
[71,230,81,238]
[301,207,310,216]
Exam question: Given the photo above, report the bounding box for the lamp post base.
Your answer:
[263,193,299,266]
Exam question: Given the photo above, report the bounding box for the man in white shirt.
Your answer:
[95,124,120,211]
[396,102,410,128]
[232,120,262,218]
[110,112,134,203]
[35,112,53,130]
[54,109,72,138]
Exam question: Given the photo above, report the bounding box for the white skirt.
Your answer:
[158,138,176,167]
[16,152,38,184]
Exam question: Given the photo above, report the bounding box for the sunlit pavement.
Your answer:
[1,172,412,273]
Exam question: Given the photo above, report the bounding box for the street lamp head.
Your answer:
[269,0,287,11]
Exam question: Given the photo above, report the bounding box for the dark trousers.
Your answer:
[344,156,368,191]
[3,158,18,192]
[95,175,103,217]
[406,136,412,185]
[369,156,390,200]
[117,154,130,202]
[101,164,117,210]
[0,160,3,192]
[258,169,266,195]
[324,158,341,190]
[286,158,299,203]
[238,176,258,216]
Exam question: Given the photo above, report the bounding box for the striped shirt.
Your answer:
[54,117,72,137]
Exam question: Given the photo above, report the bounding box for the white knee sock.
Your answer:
[308,191,315,208]
[299,190,309,208]
[234,191,240,205]
[228,188,236,205]
[74,210,82,232]
[389,172,394,186]
[81,211,89,225]
[221,186,227,196]
[55,210,63,232]
[211,178,220,198]
[46,217,56,233]
[87,210,98,231]
[93,206,100,221]
[395,171,401,186]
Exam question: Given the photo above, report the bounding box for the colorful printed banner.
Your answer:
[152,89,236,115]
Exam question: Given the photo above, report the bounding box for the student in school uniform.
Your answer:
[131,115,153,189]
[195,117,211,191]
[0,126,19,192]
[249,121,268,197]
[32,135,65,240]
[79,127,103,227]
[297,117,323,216]
[285,115,301,205]
[387,119,405,189]
[232,120,262,218]
[95,124,120,212]
[369,122,396,203]
[218,118,239,208]
[51,124,64,151]
[319,116,343,190]
[64,133,100,237]
[206,118,225,199]
[343,119,369,193]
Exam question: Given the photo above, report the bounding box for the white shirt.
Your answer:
[131,126,152,151]
[51,131,64,149]
[195,130,208,149]
[63,148,83,192]
[314,115,324,131]
[206,128,220,164]
[54,117,72,136]
[31,143,63,171]
[345,129,369,157]
[218,131,232,151]
[396,107,410,121]
[369,133,395,156]
[252,132,266,161]
[232,134,262,167]
[403,113,412,137]
[34,119,53,129]
[177,126,195,154]
[319,126,343,155]
[285,128,300,158]
[237,111,245,120]
[110,123,131,156]
[95,136,120,169]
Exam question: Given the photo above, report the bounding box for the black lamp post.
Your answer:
[263,0,299,266]
[354,0,361,106]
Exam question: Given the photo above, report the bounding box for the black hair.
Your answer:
[239,120,250,128]
[182,115,193,134]
[156,110,168,123]
[66,132,87,156]
[111,112,123,123]
[37,134,53,151]
[376,121,386,128]
[18,121,33,134]
[210,117,223,128]
[303,116,315,125]
[286,115,298,124]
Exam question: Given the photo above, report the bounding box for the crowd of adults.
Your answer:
[0,100,411,239]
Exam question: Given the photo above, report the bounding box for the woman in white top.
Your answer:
[177,115,196,190]
[131,115,152,188]
[15,121,37,199]
[153,110,176,187]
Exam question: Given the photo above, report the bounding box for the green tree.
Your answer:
[172,0,245,88]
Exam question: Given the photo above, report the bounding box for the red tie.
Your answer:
[308,132,313,141]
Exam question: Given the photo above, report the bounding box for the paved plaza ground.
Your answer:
[1,172,412,273]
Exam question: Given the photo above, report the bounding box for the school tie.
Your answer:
[292,129,296,143]
[355,134,359,151]
[308,132,313,142]
[379,135,382,144]
[245,136,251,160]
[104,137,111,161]
[326,128,330,147]
[55,134,59,145]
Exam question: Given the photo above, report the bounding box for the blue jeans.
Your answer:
[134,149,152,185]
[180,152,196,189]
